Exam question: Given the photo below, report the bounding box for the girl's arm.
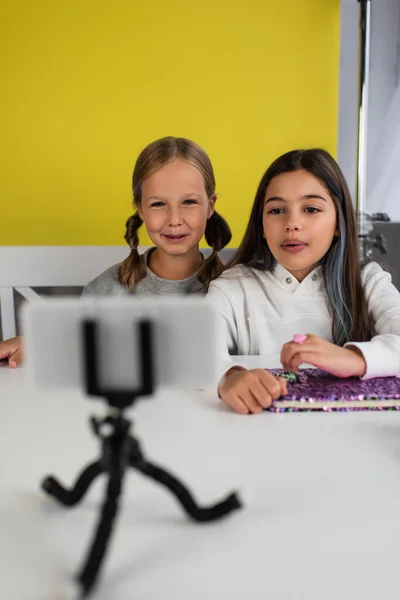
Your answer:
[205,281,243,397]
[344,262,400,379]
[281,263,400,379]
[206,280,287,413]
[206,281,239,361]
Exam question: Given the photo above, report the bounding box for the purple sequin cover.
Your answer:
[267,369,400,412]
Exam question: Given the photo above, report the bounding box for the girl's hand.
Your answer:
[280,335,366,378]
[0,336,24,368]
[218,367,287,414]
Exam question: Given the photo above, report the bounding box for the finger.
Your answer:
[253,389,272,409]
[287,348,310,371]
[259,371,282,399]
[224,393,249,415]
[289,352,318,371]
[280,343,290,368]
[287,342,302,364]
[9,348,23,368]
[238,390,263,414]
[245,379,272,409]
[288,353,303,372]
[276,376,288,396]
[281,342,299,370]
[283,341,316,371]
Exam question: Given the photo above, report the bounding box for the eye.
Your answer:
[183,199,198,205]
[267,207,284,215]
[150,201,165,208]
[304,207,321,214]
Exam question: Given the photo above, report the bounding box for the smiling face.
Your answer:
[262,169,338,281]
[138,158,215,258]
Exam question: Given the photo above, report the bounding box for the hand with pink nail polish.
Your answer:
[280,334,367,377]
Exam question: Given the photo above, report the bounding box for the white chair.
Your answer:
[0,246,133,340]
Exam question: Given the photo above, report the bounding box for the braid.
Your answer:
[197,211,232,290]
[117,212,147,290]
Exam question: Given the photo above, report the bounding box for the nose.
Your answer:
[168,206,183,227]
[284,212,304,232]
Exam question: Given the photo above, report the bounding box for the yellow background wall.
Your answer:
[0,0,340,246]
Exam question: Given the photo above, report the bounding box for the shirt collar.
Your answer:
[272,262,323,291]
[142,247,205,294]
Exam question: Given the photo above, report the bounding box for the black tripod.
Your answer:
[41,319,242,597]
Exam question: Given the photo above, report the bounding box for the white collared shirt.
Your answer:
[206,261,400,381]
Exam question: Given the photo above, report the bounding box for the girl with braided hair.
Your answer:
[82,136,231,297]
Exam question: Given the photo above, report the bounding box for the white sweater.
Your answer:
[206,261,400,381]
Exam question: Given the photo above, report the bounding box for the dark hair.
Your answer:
[226,148,374,345]
[118,136,231,290]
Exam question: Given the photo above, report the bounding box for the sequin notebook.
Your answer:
[267,369,400,412]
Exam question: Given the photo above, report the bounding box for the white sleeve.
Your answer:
[203,281,244,395]
[206,281,238,359]
[344,262,400,379]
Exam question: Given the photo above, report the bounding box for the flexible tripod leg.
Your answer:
[76,445,124,595]
[42,461,105,507]
[133,452,241,522]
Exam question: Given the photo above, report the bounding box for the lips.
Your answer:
[163,233,188,243]
[280,239,308,254]
[280,238,307,247]
[164,234,187,238]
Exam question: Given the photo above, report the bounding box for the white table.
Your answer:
[1,362,400,600]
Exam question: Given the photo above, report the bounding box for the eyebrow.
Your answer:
[265,194,328,204]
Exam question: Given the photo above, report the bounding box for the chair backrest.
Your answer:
[0,246,132,287]
[0,246,132,340]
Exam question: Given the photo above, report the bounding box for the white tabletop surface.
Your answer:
[1,361,400,600]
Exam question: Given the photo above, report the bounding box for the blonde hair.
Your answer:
[118,136,231,290]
